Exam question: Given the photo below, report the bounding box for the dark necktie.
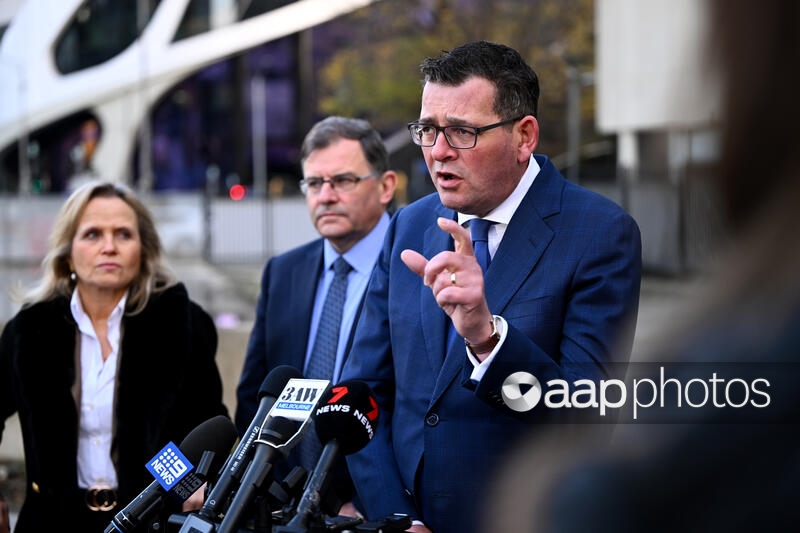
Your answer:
[447,219,496,350]
[299,256,352,471]
[470,218,494,273]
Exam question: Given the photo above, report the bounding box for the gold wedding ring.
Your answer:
[450,271,457,285]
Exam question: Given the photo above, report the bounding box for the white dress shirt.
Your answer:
[70,290,126,489]
[458,155,541,381]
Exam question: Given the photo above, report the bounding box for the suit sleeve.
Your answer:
[341,218,420,522]
[474,205,642,418]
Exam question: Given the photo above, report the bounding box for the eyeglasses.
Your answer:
[407,116,525,149]
[299,172,375,195]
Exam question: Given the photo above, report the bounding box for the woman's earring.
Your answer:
[70,271,77,282]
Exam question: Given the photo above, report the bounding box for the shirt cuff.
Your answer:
[467,315,506,382]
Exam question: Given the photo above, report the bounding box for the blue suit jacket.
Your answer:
[341,155,642,533]
[235,238,324,432]
[235,238,366,510]
[236,237,368,428]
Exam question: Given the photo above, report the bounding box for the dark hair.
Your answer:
[420,40,539,119]
[300,116,390,175]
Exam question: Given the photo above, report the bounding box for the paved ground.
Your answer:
[0,257,699,527]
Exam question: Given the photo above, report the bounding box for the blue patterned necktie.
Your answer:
[305,256,352,380]
[299,256,352,471]
[470,218,494,273]
[447,219,496,350]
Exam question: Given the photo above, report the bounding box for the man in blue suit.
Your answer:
[340,41,642,533]
[234,116,397,517]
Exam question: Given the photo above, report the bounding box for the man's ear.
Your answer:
[516,115,539,163]
[378,170,399,206]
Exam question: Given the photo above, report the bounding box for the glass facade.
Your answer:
[55,0,161,74]
[0,0,328,196]
[141,37,303,195]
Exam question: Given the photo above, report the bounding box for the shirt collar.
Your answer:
[322,211,390,275]
[458,154,540,227]
[70,289,128,333]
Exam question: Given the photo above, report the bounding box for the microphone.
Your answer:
[276,380,379,532]
[198,365,303,521]
[214,377,332,533]
[105,414,237,533]
[213,416,298,533]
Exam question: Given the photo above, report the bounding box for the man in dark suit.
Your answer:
[340,41,642,533]
[234,116,397,516]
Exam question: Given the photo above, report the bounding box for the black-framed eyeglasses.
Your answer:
[299,172,375,195]
[407,116,525,149]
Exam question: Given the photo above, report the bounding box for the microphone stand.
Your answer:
[273,442,339,533]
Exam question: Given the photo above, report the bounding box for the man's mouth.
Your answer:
[437,169,460,180]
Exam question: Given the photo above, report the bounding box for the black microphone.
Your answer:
[276,380,379,532]
[214,415,301,533]
[105,414,237,533]
[198,365,303,522]
[214,375,331,533]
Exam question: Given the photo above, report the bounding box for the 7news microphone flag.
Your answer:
[276,380,379,533]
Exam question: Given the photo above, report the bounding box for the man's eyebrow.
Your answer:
[415,116,470,125]
[303,172,358,179]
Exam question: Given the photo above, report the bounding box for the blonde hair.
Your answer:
[17,180,177,315]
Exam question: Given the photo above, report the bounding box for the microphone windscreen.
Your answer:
[258,365,304,400]
[179,415,238,466]
[312,380,379,455]
[259,415,300,446]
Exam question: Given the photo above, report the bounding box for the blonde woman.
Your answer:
[0,180,228,532]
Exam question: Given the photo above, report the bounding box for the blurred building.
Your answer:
[596,0,724,274]
[0,0,378,266]
[0,0,725,275]
[0,0,377,195]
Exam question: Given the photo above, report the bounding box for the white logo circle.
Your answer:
[501,372,542,412]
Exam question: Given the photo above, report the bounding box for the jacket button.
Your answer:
[425,413,439,426]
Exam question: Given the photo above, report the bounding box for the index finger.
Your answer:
[437,217,474,257]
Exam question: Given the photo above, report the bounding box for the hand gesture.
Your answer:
[401,217,495,357]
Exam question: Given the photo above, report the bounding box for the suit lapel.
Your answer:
[294,241,324,335]
[421,207,458,375]
[284,241,324,370]
[488,159,562,313]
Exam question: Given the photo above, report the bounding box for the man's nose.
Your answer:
[430,130,456,160]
